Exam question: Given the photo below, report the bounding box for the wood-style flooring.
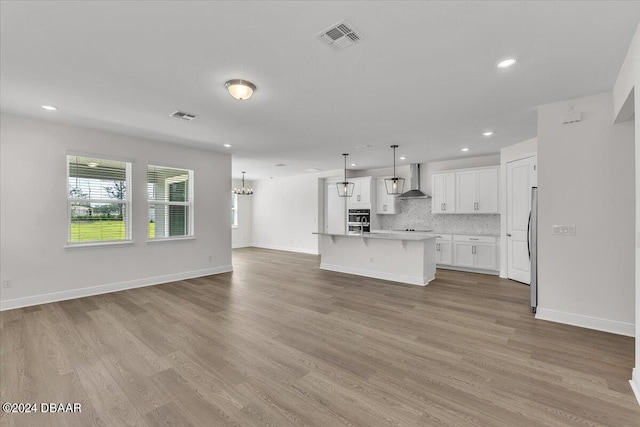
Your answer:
[1,247,638,426]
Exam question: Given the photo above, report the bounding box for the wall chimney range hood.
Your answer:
[398,164,430,199]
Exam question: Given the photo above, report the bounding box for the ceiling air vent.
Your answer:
[170,111,197,121]
[317,21,361,51]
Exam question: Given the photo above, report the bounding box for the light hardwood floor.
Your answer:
[1,247,638,426]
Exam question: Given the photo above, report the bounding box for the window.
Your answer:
[231,192,238,228]
[67,155,131,244]
[148,165,194,239]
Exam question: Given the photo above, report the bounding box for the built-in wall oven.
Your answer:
[348,209,370,234]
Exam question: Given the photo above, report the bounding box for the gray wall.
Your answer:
[0,114,232,309]
[537,92,635,335]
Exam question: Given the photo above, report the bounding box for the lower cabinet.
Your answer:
[435,235,453,265]
[436,234,498,272]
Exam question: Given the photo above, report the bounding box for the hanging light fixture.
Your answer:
[233,172,253,195]
[225,79,256,100]
[384,145,405,195]
[336,154,354,197]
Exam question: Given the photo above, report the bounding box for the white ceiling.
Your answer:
[2,1,639,180]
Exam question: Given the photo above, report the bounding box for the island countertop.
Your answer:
[313,232,437,241]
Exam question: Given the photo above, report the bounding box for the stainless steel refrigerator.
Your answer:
[529,187,538,313]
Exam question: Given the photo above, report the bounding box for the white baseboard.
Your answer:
[0,265,233,311]
[320,263,433,287]
[436,264,499,276]
[631,368,640,407]
[250,243,319,255]
[232,243,250,249]
[535,307,635,337]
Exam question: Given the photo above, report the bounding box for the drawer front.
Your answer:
[428,233,452,240]
[453,235,496,243]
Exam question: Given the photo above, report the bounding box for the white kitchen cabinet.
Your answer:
[431,172,456,214]
[376,178,398,214]
[347,177,372,208]
[455,167,499,214]
[435,235,453,265]
[452,235,497,271]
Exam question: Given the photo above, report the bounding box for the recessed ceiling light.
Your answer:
[41,105,58,111]
[461,148,470,152]
[496,58,517,69]
[351,163,357,167]
[87,162,99,167]
[225,79,256,100]
[482,131,494,137]
[399,156,407,160]
[223,144,232,148]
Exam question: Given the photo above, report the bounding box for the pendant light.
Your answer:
[233,172,253,195]
[336,154,354,197]
[384,145,405,195]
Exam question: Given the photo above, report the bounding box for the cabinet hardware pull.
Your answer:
[443,203,446,211]
[507,233,512,237]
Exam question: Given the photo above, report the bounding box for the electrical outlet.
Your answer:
[2,279,12,288]
[552,225,576,236]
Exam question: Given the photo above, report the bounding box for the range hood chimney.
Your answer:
[398,164,430,199]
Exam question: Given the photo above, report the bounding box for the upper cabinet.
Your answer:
[431,172,455,214]
[347,177,373,209]
[432,166,499,214]
[456,167,498,213]
[376,178,398,214]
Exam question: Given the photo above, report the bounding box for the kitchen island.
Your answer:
[315,232,437,286]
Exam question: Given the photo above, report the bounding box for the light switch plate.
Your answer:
[552,225,576,235]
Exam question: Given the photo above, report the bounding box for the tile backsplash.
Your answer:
[379,198,500,235]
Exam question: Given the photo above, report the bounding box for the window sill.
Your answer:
[64,240,133,249]
[146,236,195,243]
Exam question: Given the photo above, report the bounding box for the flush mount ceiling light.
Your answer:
[482,131,494,136]
[384,145,405,195]
[225,79,256,100]
[399,156,407,160]
[223,144,232,148]
[41,105,58,111]
[461,148,470,152]
[496,58,517,68]
[337,154,354,197]
[351,163,357,167]
[233,172,253,195]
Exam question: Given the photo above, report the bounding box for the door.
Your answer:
[432,173,455,213]
[474,243,497,270]
[455,170,477,213]
[507,156,537,284]
[325,182,345,234]
[437,239,453,265]
[453,242,474,267]
[476,168,498,213]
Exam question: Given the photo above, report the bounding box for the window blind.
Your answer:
[67,155,131,243]
[148,165,194,239]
